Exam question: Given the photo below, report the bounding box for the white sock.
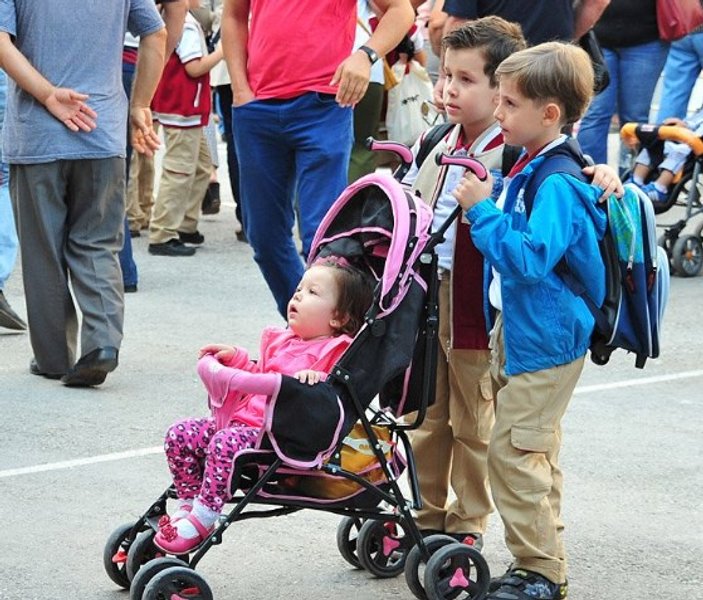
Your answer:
[172,498,193,521]
[654,182,668,194]
[173,498,220,540]
[633,175,645,185]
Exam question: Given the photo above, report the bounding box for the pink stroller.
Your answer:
[103,154,492,600]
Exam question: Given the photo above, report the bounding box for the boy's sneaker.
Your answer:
[487,569,567,599]
[178,230,205,245]
[638,182,668,204]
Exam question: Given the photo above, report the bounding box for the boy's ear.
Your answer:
[542,102,562,127]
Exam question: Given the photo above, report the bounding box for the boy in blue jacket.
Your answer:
[453,42,608,599]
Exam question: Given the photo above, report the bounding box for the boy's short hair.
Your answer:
[495,41,594,125]
[442,16,527,87]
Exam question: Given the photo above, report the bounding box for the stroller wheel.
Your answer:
[404,534,458,600]
[672,234,703,277]
[142,565,213,600]
[129,557,188,600]
[103,522,138,589]
[336,516,364,569]
[127,529,165,582]
[423,543,490,600]
[357,519,409,578]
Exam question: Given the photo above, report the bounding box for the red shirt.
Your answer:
[246,0,356,99]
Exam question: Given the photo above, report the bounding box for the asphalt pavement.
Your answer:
[1,137,702,600]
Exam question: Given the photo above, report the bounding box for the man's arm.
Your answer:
[131,26,167,155]
[161,0,188,56]
[572,0,610,40]
[221,0,254,106]
[331,0,414,107]
[428,0,446,58]
[0,32,97,132]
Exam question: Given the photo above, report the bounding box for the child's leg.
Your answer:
[164,416,217,501]
[487,314,583,585]
[632,148,652,184]
[179,130,211,236]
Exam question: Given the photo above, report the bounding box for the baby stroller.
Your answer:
[103,156,493,600]
[621,122,703,277]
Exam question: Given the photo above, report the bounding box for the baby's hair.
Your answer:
[442,16,526,87]
[314,256,374,336]
[495,41,594,125]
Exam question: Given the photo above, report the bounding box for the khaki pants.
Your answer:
[411,276,494,534]
[488,312,584,584]
[126,145,155,231]
[149,126,210,244]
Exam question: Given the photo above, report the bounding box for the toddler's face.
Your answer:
[287,266,340,340]
[442,47,498,133]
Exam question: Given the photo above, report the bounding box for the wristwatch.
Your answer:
[358,45,380,65]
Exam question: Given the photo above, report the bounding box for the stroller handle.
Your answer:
[434,153,489,180]
[621,122,703,157]
[365,137,415,181]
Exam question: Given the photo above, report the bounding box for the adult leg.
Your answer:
[217,85,242,226]
[348,82,384,183]
[233,99,301,317]
[64,158,126,354]
[292,92,353,257]
[10,163,78,374]
[657,34,703,122]
[577,47,620,165]
[616,39,670,173]
[119,59,138,288]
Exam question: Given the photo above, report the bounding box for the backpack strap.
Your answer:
[501,144,522,177]
[415,122,454,169]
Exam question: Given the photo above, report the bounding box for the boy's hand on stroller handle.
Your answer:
[452,168,493,211]
[434,153,489,181]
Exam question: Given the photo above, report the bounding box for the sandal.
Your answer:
[153,512,214,554]
[157,503,193,530]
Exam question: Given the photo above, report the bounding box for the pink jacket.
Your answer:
[202,326,353,429]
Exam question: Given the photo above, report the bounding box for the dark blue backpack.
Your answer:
[524,140,669,368]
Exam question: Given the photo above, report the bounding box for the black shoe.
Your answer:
[29,358,64,380]
[178,230,205,245]
[61,346,119,387]
[124,283,138,293]
[447,532,484,552]
[148,239,196,256]
[129,229,141,238]
[487,569,567,599]
[0,290,27,330]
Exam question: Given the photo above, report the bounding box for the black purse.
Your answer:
[578,29,610,95]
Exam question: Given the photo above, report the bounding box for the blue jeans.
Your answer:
[232,93,353,317]
[119,60,138,288]
[0,67,18,290]
[578,40,669,170]
[657,32,703,122]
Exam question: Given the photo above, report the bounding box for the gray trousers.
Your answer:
[10,158,125,374]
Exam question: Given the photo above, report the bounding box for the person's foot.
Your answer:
[148,239,196,257]
[60,346,119,387]
[129,229,141,238]
[29,358,64,380]
[487,569,567,599]
[154,504,217,554]
[0,290,27,330]
[124,283,138,293]
[638,182,668,204]
[178,230,205,245]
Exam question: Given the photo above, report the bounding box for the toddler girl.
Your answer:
[154,258,373,554]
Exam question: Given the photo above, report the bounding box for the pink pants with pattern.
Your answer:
[164,417,260,512]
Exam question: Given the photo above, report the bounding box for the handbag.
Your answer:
[578,29,610,95]
[357,17,399,90]
[656,0,703,42]
[385,60,435,146]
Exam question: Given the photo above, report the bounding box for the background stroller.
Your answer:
[621,122,703,277]
[103,150,493,600]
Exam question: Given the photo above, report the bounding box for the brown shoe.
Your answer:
[0,290,26,330]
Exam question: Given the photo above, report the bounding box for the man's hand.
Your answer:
[44,88,97,132]
[583,164,624,202]
[432,73,446,112]
[331,51,371,108]
[452,170,494,211]
[130,106,161,156]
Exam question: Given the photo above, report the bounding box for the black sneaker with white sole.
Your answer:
[487,569,567,600]
[148,239,196,256]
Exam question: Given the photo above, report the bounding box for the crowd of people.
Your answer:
[1,1,700,599]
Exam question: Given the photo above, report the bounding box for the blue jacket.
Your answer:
[466,152,607,375]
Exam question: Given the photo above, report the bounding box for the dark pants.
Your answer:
[215,84,242,226]
[119,59,138,287]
